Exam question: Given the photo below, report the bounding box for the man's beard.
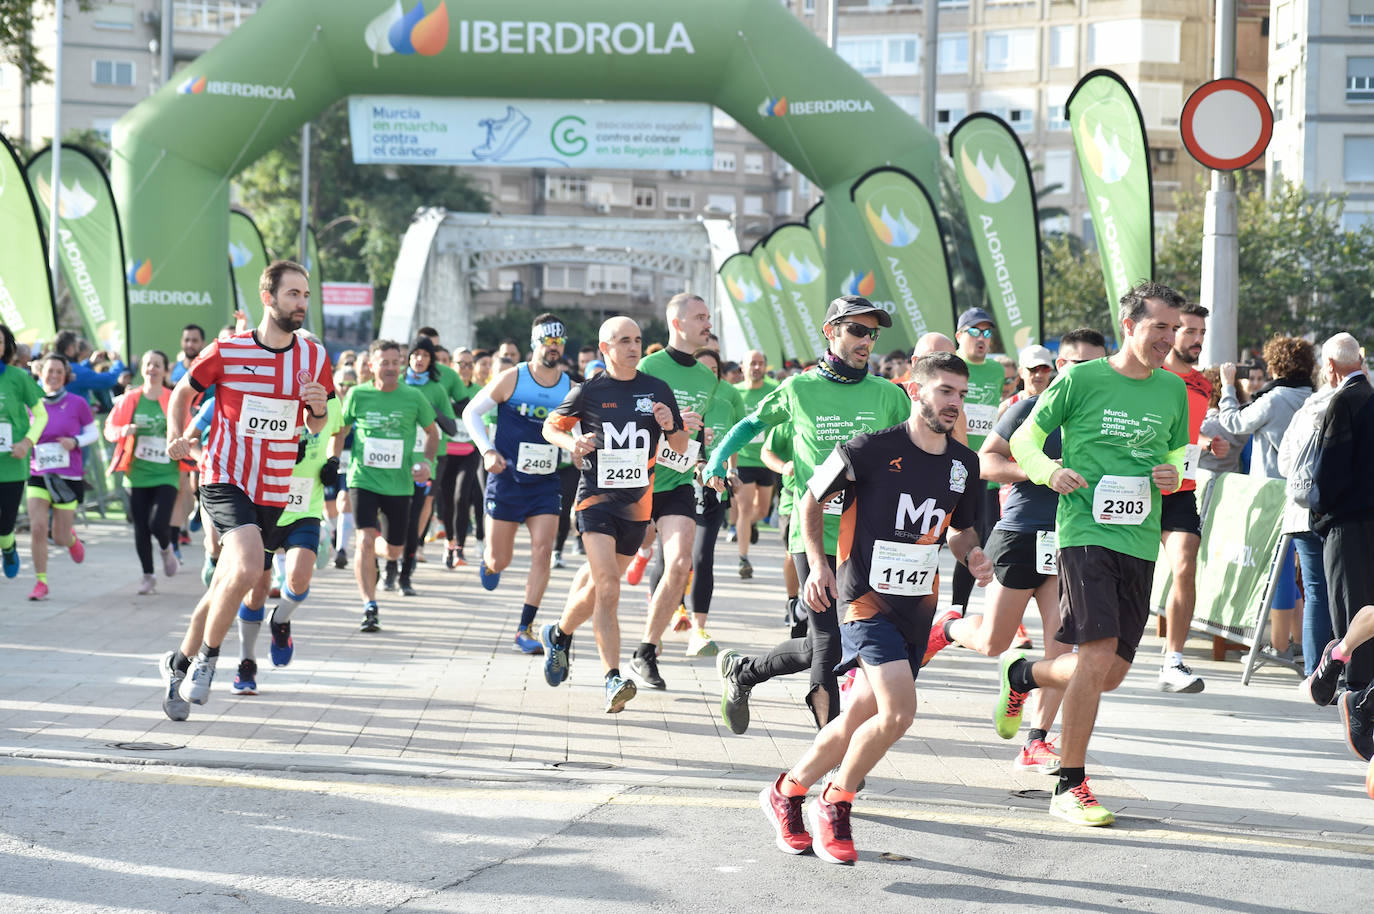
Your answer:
[1173,345,1199,365]
[919,397,954,434]
[541,351,560,369]
[271,310,303,333]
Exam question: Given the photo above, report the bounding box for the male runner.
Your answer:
[923,328,1109,772]
[462,314,572,653]
[733,349,778,580]
[1003,282,1189,826]
[336,340,439,633]
[158,261,332,720]
[1157,302,1219,693]
[950,308,1005,614]
[632,293,735,687]
[709,296,910,731]
[757,352,992,864]
[539,316,685,713]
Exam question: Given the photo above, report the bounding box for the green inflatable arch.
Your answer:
[113,0,948,354]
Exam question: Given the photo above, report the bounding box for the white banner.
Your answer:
[347,96,714,170]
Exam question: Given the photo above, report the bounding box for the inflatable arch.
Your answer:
[113,0,950,354]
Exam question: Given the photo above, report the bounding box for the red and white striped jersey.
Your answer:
[188,331,334,507]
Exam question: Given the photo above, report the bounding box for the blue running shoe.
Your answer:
[541,623,569,686]
[231,658,257,696]
[514,625,544,655]
[478,561,500,591]
[2,546,19,579]
[269,613,294,667]
[200,554,216,588]
[604,675,637,714]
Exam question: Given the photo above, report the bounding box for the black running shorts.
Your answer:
[1056,544,1155,663]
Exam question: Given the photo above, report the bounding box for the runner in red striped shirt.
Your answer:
[156,260,334,721]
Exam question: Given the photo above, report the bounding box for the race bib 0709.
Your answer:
[597,447,648,489]
[516,441,558,475]
[362,437,404,469]
[134,435,169,464]
[869,540,939,596]
[656,438,700,474]
[237,395,297,439]
[1092,474,1150,525]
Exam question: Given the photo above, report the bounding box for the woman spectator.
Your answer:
[1197,365,1247,475]
[106,350,180,594]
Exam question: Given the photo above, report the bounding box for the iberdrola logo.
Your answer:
[365,1,450,64]
[178,75,207,95]
[1077,114,1132,184]
[126,259,153,286]
[959,147,1016,204]
[775,251,822,285]
[229,241,253,269]
[841,270,876,297]
[726,275,763,304]
[758,97,787,118]
[756,258,782,290]
[864,202,919,247]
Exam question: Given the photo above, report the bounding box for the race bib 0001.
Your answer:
[516,441,558,475]
[1092,474,1150,525]
[134,435,169,464]
[597,447,648,489]
[657,438,700,474]
[1182,443,1202,481]
[237,395,297,439]
[362,437,404,469]
[869,540,939,597]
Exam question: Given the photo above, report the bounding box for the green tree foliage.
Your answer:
[1042,233,1114,341]
[474,303,667,362]
[234,99,488,302]
[1,0,94,86]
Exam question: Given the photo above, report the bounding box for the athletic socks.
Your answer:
[172,651,192,675]
[1334,642,1351,663]
[823,783,856,804]
[272,586,309,624]
[1026,728,1049,745]
[199,643,220,660]
[634,641,656,659]
[605,668,620,682]
[237,603,264,661]
[1056,766,1086,794]
[780,774,809,798]
[553,626,573,649]
[0,532,14,550]
[36,572,47,584]
[1008,656,1038,693]
[337,514,354,552]
[519,603,538,629]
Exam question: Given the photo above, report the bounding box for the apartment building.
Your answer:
[1268,0,1374,231]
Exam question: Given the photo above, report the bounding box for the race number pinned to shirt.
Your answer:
[965,403,997,438]
[33,441,70,471]
[286,476,315,511]
[0,422,12,450]
[1182,443,1202,481]
[238,395,297,439]
[657,438,700,474]
[822,492,845,516]
[597,448,648,489]
[516,441,558,475]
[134,435,170,464]
[363,437,404,469]
[1092,475,1150,525]
[1035,530,1058,575]
[869,540,939,596]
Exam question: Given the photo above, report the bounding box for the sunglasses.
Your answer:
[536,335,567,347]
[835,321,881,341]
[962,327,994,339]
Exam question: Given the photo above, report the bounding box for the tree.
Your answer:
[1,0,94,86]
[474,302,667,361]
[234,99,489,304]
[1041,232,1114,341]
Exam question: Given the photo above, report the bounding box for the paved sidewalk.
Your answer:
[2,515,1372,841]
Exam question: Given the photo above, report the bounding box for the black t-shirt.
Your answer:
[991,395,1060,533]
[548,371,682,522]
[811,423,979,644]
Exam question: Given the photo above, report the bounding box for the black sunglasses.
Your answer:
[834,321,881,341]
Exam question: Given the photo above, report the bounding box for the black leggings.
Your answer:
[401,484,429,578]
[441,451,482,547]
[736,552,841,728]
[0,479,24,538]
[952,486,998,609]
[555,464,579,552]
[685,487,723,616]
[130,484,177,574]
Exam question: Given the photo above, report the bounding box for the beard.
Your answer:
[919,397,955,434]
[270,309,304,333]
[1173,344,1200,364]
[540,350,561,369]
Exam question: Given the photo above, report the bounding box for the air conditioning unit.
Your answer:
[595,202,612,214]
[1152,147,1177,165]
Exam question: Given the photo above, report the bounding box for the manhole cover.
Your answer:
[107,742,184,752]
[1011,789,1051,800]
[552,760,615,770]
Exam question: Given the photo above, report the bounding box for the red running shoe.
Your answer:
[1014,738,1061,774]
[922,609,960,668]
[1014,624,1033,650]
[758,774,811,855]
[68,535,85,564]
[625,550,650,586]
[807,789,857,864]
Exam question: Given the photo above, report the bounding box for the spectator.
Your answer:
[994,352,1018,400]
[721,361,743,384]
[1197,365,1246,475]
[54,330,125,407]
[1217,336,1315,478]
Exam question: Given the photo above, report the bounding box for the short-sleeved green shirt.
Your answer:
[733,378,778,467]
[279,397,345,525]
[763,422,794,518]
[342,383,437,497]
[963,357,1006,453]
[641,348,724,494]
[408,377,457,474]
[126,393,181,489]
[0,366,42,484]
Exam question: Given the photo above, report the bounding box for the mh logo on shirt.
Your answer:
[605,421,650,451]
[896,494,945,537]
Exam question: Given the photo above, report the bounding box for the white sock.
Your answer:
[1165,651,1183,667]
[337,514,355,552]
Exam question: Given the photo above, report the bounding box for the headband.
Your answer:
[531,321,566,347]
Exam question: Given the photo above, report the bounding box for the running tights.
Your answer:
[0,480,23,538]
[440,451,483,547]
[555,464,579,553]
[130,484,177,574]
[685,488,724,616]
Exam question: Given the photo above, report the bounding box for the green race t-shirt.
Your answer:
[702,380,745,468]
[409,377,457,474]
[343,383,437,497]
[0,365,42,484]
[752,371,910,554]
[733,378,778,467]
[1020,359,1189,561]
[641,348,721,493]
[963,358,1006,452]
[279,397,344,524]
[763,422,795,518]
[126,393,180,489]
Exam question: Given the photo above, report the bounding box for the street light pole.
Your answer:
[923,0,938,129]
[1200,0,1238,367]
[46,0,64,304]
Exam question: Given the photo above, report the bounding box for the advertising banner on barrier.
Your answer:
[949,114,1042,350]
[761,224,827,357]
[305,226,324,339]
[849,166,955,350]
[750,244,804,362]
[718,253,782,367]
[1067,70,1153,321]
[27,145,131,360]
[348,96,714,170]
[322,281,374,359]
[0,134,58,347]
[228,209,271,319]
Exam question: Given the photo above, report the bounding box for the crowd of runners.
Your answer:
[3,258,1373,866]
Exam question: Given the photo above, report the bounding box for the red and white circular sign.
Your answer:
[1179,78,1273,171]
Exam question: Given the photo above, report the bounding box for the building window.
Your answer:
[706,193,736,215]
[1348,57,1374,101]
[1046,104,1069,131]
[496,269,520,292]
[545,176,587,202]
[1274,75,1287,119]
[92,59,135,87]
[1354,0,1374,25]
[498,182,522,203]
[1275,2,1294,44]
[93,2,135,29]
[744,152,766,175]
[1138,82,1184,129]
[543,265,587,293]
[714,151,736,172]
[92,118,118,142]
[1041,148,1073,194]
[936,94,968,132]
[174,0,258,33]
[888,94,922,117]
[1345,136,1374,181]
[1088,20,1181,65]
[798,175,812,198]
[1344,212,1374,231]
[885,37,920,75]
[712,108,737,130]
[803,0,816,13]
[777,189,794,217]
[938,33,969,74]
[743,194,766,216]
[634,187,657,209]
[938,0,970,9]
[1050,25,1076,69]
[837,37,884,75]
[664,191,694,211]
[984,29,1037,72]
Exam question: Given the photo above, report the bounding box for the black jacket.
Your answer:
[1312,373,1374,535]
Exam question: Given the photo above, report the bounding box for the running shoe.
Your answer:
[604,675,637,713]
[478,561,500,591]
[1367,755,1374,801]
[201,554,217,587]
[399,578,418,597]
[172,542,182,562]
[759,773,811,854]
[333,548,347,569]
[269,615,293,667]
[738,556,753,580]
[183,653,217,705]
[1158,659,1205,694]
[514,625,544,654]
[68,535,85,564]
[360,603,381,633]
[718,649,752,735]
[1049,778,1115,827]
[159,651,189,722]
[231,658,258,695]
[138,574,156,595]
[2,545,19,579]
[1340,689,1374,761]
[551,551,565,570]
[807,790,857,865]
[630,651,666,690]
[189,510,202,533]
[672,606,691,633]
[454,546,467,566]
[923,609,960,667]
[414,546,427,563]
[382,565,397,592]
[782,596,798,625]
[995,650,1029,739]
[625,550,649,586]
[28,581,48,601]
[445,546,458,569]
[750,524,759,545]
[179,529,192,546]
[1013,624,1033,650]
[686,628,718,658]
[1015,738,1062,775]
[541,623,569,687]
[161,545,179,577]
[725,525,737,543]
[1302,639,1345,707]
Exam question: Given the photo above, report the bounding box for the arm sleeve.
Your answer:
[434,413,458,436]
[462,387,499,453]
[24,401,49,443]
[705,415,767,479]
[950,455,980,531]
[415,390,437,428]
[1008,417,1059,486]
[76,421,100,448]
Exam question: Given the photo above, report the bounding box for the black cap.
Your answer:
[825,295,892,328]
[956,307,996,332]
